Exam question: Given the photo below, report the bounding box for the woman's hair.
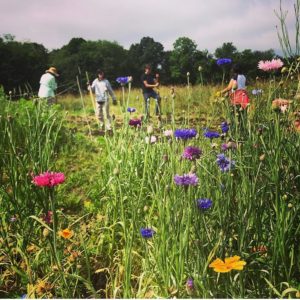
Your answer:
[232,64,242,74]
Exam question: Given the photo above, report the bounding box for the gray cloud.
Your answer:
[0,0,297,54]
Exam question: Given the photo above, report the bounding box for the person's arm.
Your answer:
[143,80,159,88]
[49,77,57,91]
[106,80,117,104]
[88,80,96,93]
[220,79,236,94]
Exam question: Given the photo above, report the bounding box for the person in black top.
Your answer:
[141,64,161,118]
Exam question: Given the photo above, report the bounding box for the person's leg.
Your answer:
[104,101,112,130]
[96,101,105,128]
[149,91,161,115]
[143,93,150,118]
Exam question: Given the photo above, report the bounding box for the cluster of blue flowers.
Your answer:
[216,58,232,66]
[116,76,131,85]
[174,128,197,140]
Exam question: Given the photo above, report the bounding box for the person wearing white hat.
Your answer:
[38,67,59,104]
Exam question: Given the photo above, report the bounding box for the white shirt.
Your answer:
[38,73,57,98]
[90,78,116,102]
[236,74,246,90]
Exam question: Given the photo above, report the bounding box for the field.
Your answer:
[0,76,300,298]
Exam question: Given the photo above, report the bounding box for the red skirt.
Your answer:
[230,89,250,109]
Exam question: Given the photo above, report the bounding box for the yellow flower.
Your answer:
[209,255,246,273]
[58,228,74,239]
[215,91,221,97]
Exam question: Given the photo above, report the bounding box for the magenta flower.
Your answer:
[33,172,65,187]
[42,211,53,224]
[129,118,142,127]
[174,173,198,186]
[182,146,202,161]
[258,59,284,71]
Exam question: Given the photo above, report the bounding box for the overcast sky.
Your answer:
[0,0,297,54]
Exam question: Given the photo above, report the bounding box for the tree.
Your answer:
[127,37,165,85]
[169,37,200,84]
[0,37,48,93]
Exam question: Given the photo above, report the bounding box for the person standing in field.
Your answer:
[220,63,250,109]
[141,64,161,118]
[38,67,59,105]
[88,69,117,130]
[220,64,250,135]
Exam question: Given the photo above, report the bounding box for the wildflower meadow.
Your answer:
[1,4,300,299]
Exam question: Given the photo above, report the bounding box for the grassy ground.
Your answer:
[1,81,300,298]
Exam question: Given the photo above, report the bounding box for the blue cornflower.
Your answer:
[127,107,136,113]
[204,131,220,139]
[174,173,198,186]
[116,76,132,85]
[216,154,235,172]
[216,58,232,66]
[220,122,229,133]
[197,198,213,210]
[140,228,155,238]
[174,128,197,140]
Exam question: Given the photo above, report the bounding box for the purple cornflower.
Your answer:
[140,228,155,238]
[174,173,198,186]
[127,107,136,113]
[197,198,213,210]
[204,131,220,139]
[129,118,141,127]
[220,122,229,133]
[42,211,53,224]
[174,128,197,140]
[216,58,232,66]
[186,278,194,294]
[182,146,202,161]
[116,76,132,85]
[216,154,235,172]
[221,143,229,151]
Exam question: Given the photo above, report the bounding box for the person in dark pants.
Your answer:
[141,64,161,118]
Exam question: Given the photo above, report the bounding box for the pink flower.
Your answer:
[163,129,173,137]
[258,59,284,71]
[145,135,157,144]
[33,172,65,187]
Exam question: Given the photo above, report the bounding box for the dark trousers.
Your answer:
[143,90,161,117]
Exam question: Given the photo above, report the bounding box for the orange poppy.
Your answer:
[209,255,246,273]
[58,228,74,239]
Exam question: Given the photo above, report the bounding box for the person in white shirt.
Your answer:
[38,67,59,104]
[88,69,117,130]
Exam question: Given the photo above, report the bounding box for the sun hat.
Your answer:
[46,67,59,77]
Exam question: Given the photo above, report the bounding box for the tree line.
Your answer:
[0,34,278,95]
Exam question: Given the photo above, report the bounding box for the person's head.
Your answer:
[46,67,59,77]
[97,69,105,80]
[232,64,242,75]
[144,64,151,74]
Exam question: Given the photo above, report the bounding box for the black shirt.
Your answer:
[141,73,155,93]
